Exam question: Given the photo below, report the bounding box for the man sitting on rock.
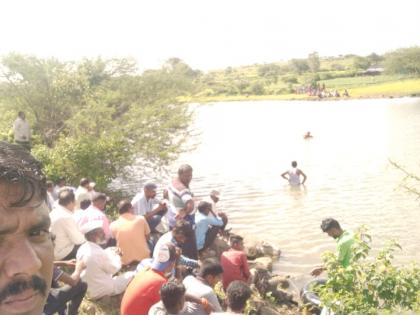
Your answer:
[195,201,227,254]
[76,221,134,300]
[183,259,224,314]
[212,281,252,315]
[220,234,250,290]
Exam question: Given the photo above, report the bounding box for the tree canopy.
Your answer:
[0,54,197,188]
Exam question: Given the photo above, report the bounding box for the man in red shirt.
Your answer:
[120,243,177,315]
[220,235,251,290]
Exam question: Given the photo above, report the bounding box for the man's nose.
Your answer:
[3,238,42,278]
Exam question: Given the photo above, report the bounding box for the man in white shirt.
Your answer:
[131,182,167,232]
[76,221,134,300]
[75,178,91,210]
[12,111,31,150]
[183,259,223,315]
[50,188,85,260]
[77,192,112,245]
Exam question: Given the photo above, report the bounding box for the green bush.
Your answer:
[316,227,420,314]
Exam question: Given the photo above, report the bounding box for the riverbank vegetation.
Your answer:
[316,227,420,314]
[0,55,198,189]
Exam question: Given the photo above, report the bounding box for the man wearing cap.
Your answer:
[120,243,178,315]
[131,181,168,233]
[76,221,134,299]
[0,141,54,315]
[78,192,112,244]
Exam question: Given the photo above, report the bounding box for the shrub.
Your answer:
[316,227,420,314]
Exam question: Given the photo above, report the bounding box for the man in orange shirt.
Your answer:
[120,243,177,315]
[110,200,151,265]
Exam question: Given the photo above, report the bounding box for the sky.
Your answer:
[0,0,419,71]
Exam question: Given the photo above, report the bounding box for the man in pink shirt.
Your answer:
[220,235,250,290]
[77,193,112,246]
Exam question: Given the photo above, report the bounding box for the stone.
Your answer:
[268,275,290,289]
[254,257,273,271]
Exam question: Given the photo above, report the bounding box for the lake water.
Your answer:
[126,97,420,284]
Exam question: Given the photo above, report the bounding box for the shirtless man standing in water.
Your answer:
[281,161,307,186]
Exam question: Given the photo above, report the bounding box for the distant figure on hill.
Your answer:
[343,89,350,97]
[12,111,31,150]
[303,131,313,139]
[282,161,307,186]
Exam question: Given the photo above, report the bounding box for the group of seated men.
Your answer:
[46,164,253,315]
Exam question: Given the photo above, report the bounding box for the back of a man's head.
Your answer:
[117,199,132,215]
[172,219,193,237]
[79,177,90,187]
[291,161,297,168]
[160,281,186,313]
[58,188,75,207]
[226,281,252,312]
[320,218,341,232]
[199,259,224,278]
[178,164,193,176]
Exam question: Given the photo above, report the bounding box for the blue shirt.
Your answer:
[195,212,224,250]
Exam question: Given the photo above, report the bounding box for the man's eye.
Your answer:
[29,229,50,241]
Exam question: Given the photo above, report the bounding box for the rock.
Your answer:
[268,275,290,289]
[262,243,274,256]
[247,245,264,260]
[259,306,282,315]
[254,257,273,271]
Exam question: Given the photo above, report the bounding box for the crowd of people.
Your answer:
[0,140,355,315]
[295,83,350,98]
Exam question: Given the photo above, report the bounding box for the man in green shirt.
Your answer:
[311,218,354,276]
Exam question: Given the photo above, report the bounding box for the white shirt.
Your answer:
[131,192,160,216]
[13,117,30,142]
[153,231,174,258]
[76,242,133,299]
[75,186,91,209]
[183,275,222,315]
[49,204,85,260]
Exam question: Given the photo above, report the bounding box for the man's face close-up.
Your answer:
[0,183,54,315]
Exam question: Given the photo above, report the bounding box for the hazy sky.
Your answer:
[1,0,419,71]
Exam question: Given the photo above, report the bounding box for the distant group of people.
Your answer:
[295,83,350,98]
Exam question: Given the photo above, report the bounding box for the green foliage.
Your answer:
[289,58,309,74]
[307,52,320,73]
[316,227,420,314]
[353,56,371,70]
[0,54,196,187]
[250,82,265,95]
[384,47,420,76]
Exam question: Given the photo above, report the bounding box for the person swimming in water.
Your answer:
[281,161,307,186]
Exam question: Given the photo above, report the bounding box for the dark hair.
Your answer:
[56,177,65,185]
[178,164,193,176]
[291,161,297,167]
[320,218,341,232]
[197,200,211,213]
[46,180,54,189]
[92,192,107,202]
[118,199,132,214]
[0,141,46,207]
[226,281,252,312]
[79,178,90,187]
[199,259,223,278]
[80,199,91,210]
[160,281,186,311]
[172,220,193,238]
[58,188,75,207]
[230,234,244,245]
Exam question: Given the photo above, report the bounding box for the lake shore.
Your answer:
[184,77,420,103]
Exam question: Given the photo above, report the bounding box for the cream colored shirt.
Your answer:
[49,204,85,260]
[13,117,30,142]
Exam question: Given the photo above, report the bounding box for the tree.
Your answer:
[384,47,420,76]
[289,58,309,74]
[352,56,371,70]
[0,54,196,188]
[307,52,320,73]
